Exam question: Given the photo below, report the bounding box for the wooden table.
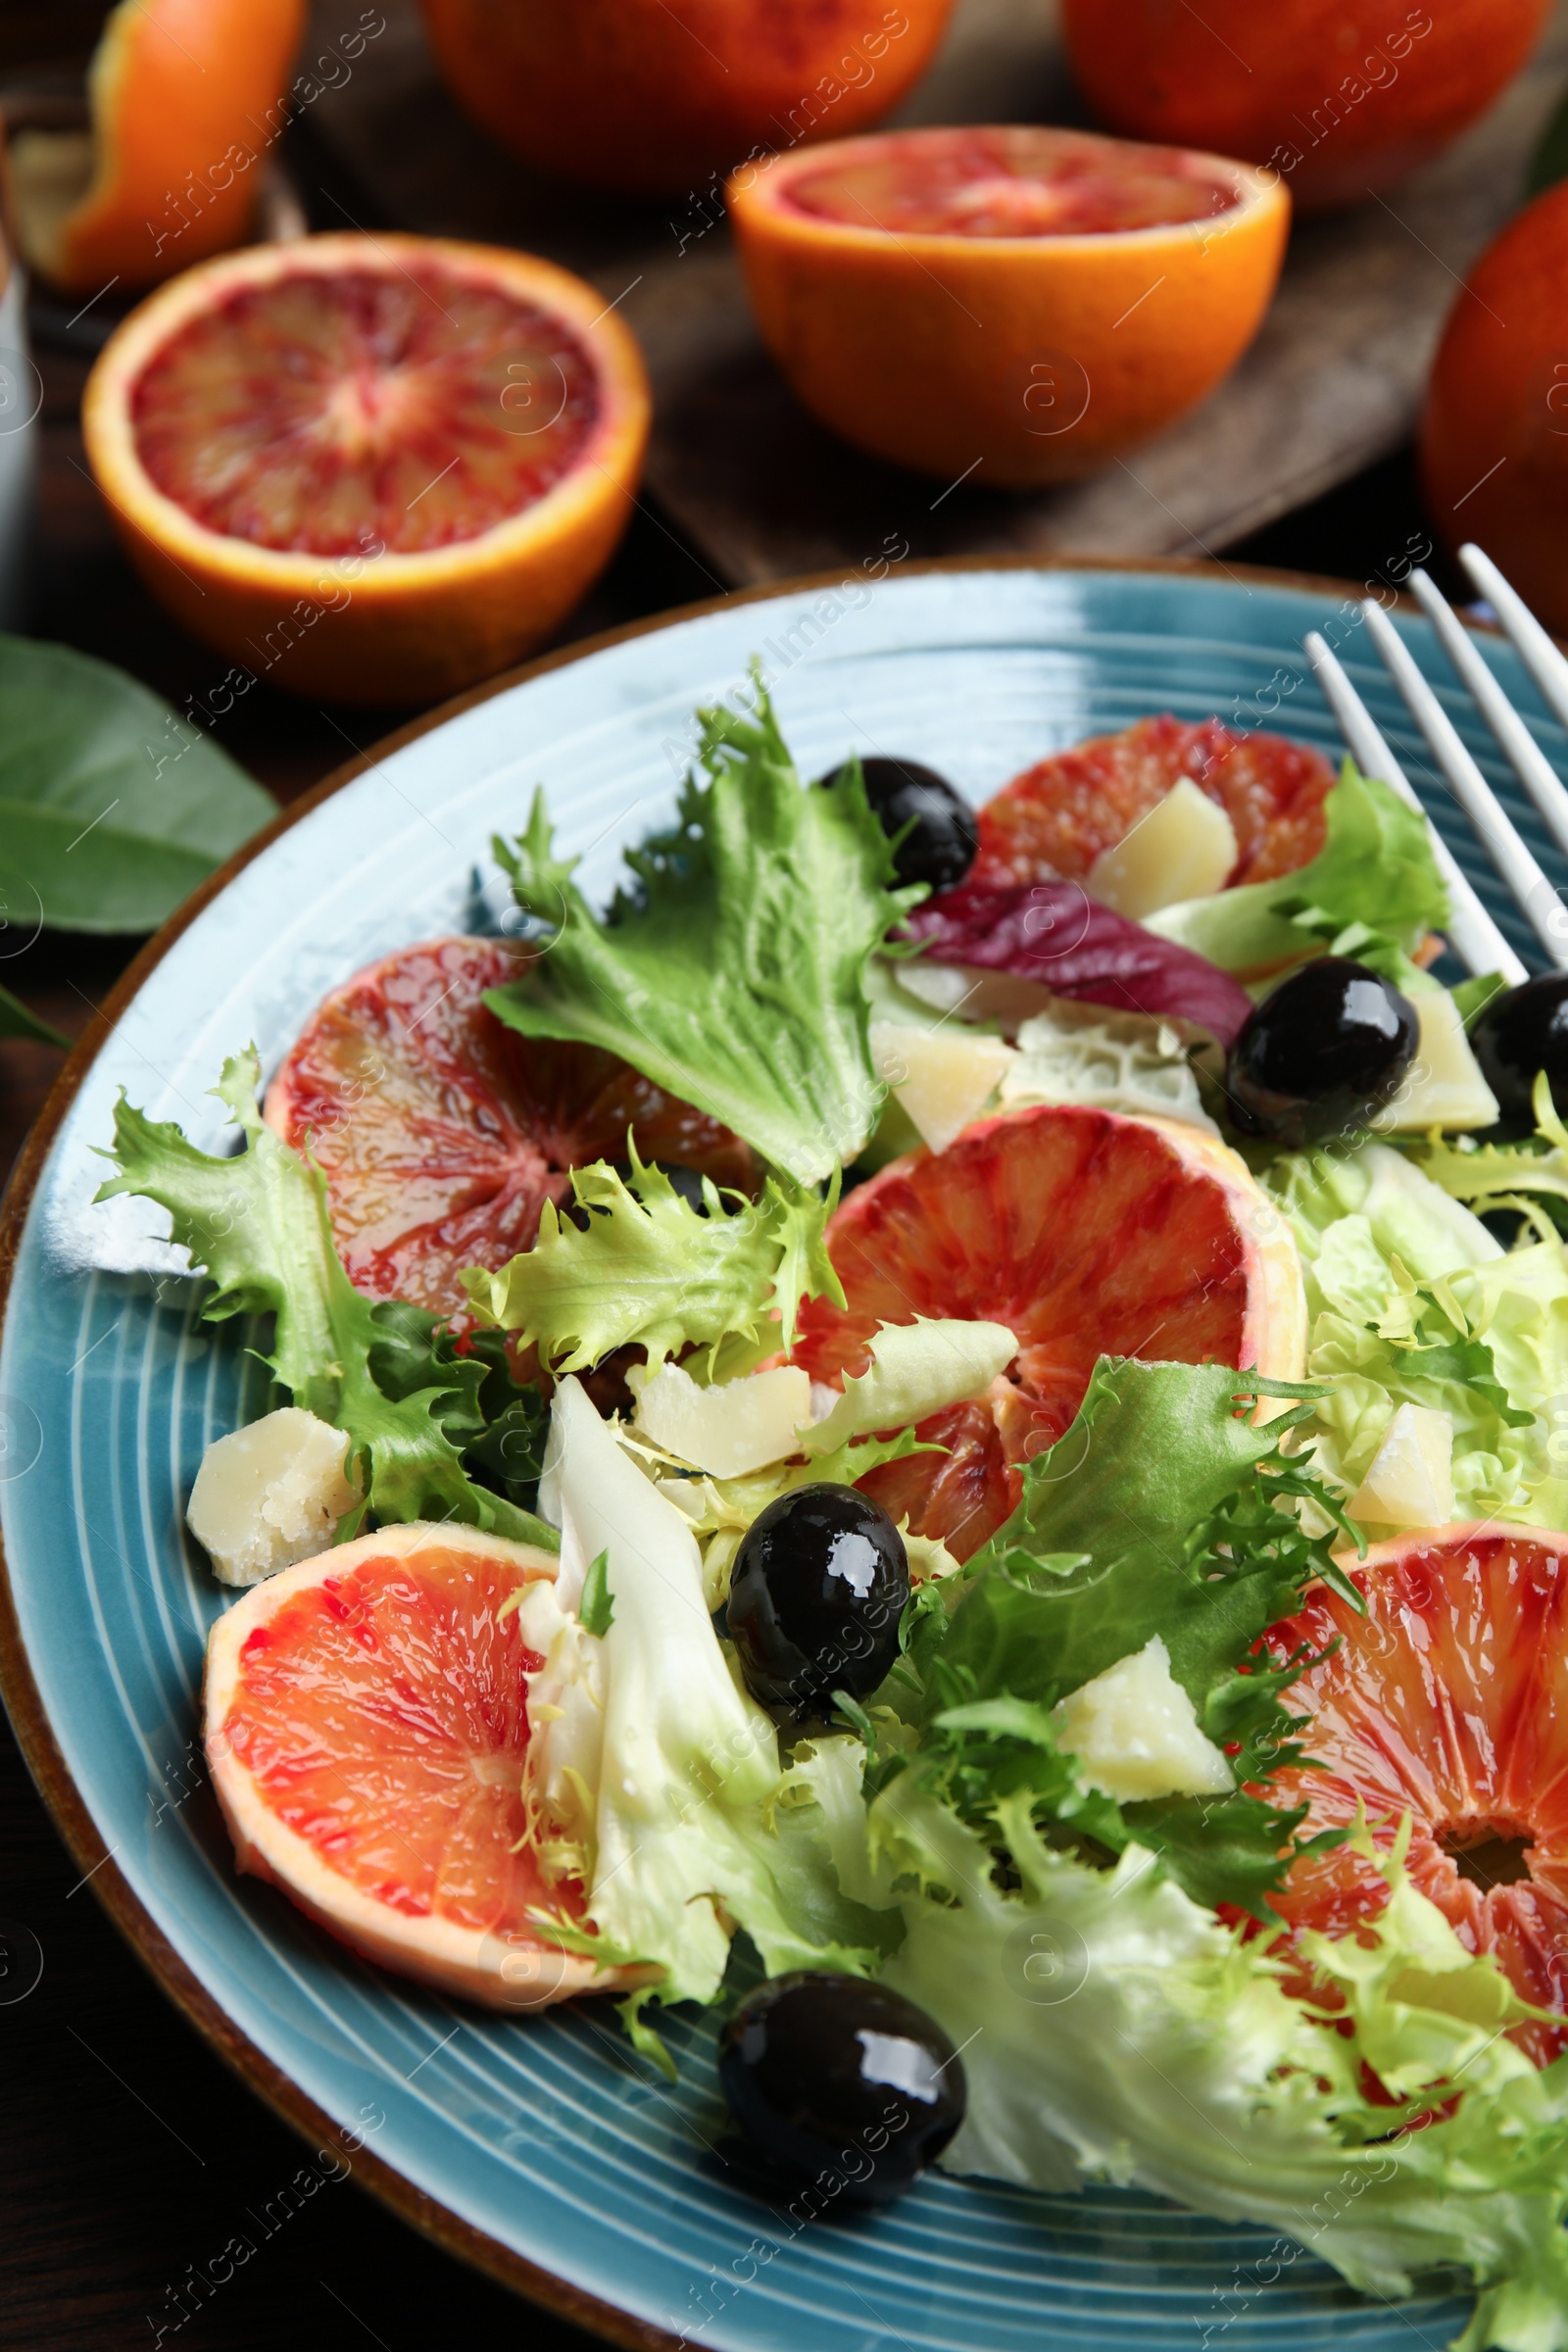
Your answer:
[311,0,1568,580]
[2,0,1563,2342]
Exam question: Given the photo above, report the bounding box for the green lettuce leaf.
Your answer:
[1147,760,1448,979]
[873,1359,1360,1918]
[514,1377,893,2066]
[878,1792,1568,2350]
[366,1300,550,1513]
[483,675,923,1183]
[464,1149,841,1367]
[1267,1138,1568,1529]
[94,1051,558,1550]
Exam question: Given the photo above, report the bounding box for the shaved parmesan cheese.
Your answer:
[1053,1635,1234,1803]
[800,1316,1017,1454]
[1087,778,1238,921]
[1349,1402,1454,1529]
[187,1407,360,1587]
[869,1019,1015,1154]
[629,1360,813,1476]
[1374,991,1500,1133]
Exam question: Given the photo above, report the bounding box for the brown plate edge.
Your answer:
[0,548,1427,2346]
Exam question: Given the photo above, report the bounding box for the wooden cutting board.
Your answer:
[309,0,1568,585]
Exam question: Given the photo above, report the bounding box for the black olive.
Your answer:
[1470,972,1568,1122]
[719,1971,966,2202]
[820,756,978,890]
[1226,956,1419,1145]
[727,1484,908,1713]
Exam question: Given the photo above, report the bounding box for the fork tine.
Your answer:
[1406,567,1568,861]
[1459,543,1568,736]
[1360,597,1568,969]
[1302,629,1527,983]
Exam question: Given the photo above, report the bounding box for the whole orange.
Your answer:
[416,0,956,199]
[727,126,1289,488]
[1420,180,1568,634]
[1059,0,1550,213]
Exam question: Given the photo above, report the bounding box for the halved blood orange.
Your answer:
[793,1103,1306,1561]
[1262,1526,1568,2066]
[418,0,957,198]
[726,126,1289,486]
[973,714,1339,893]
[80,233,650,703]
[265,937,752,1319]
[9,0,305,293]
[204,1522,646,2006]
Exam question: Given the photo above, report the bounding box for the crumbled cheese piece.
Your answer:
[1374,991,1500,1133]
[629,1360,813,1476]
[1053,1635,1234,1804]
[1087,777,1238,921]
[869,1019,1016,1153]
[1349,1402,1454,1529]
[186,1406,360,1587]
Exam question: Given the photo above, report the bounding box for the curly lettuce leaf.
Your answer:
[875,1358,1360,1918]
[878,1792,1568,2350]
[95,1051,558,1550]
[464,1150,841,1368]
[366,1301,550,1512]
[514,1378,892,2063]
[484,676,923,1183]
[1148,759,1448,979]
[1410,1076,1568,1225]
[1268,1138,1568,1529]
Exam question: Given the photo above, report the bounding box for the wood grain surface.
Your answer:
[307,0,1568,581]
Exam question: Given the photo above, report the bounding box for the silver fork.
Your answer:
[1302,542,1568,986]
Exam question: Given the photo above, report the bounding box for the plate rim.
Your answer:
[0,548,1441,2344]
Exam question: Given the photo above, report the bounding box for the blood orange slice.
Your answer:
[204,1522,645,2006]
[794,1103,1305,1562]
[81,232,650,702]
[265,937,752,1319]
[973,714,1338,893]
[1262,1526,1568,2065]
[726,126,1288,485]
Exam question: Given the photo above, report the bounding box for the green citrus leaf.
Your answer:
[0,636,274,933]
[0,980,67,1046]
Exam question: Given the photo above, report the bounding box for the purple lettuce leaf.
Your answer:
[905,881,1255,1050]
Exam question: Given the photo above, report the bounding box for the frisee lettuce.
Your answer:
[871,1358,1361,1918]
[1147,758,1448,981]
[464,1148,841,1369]
[95,1051,558,1550]
[484,675,923,1184]
[877,1793,1568,2350]
[1268,1138,1568,1529]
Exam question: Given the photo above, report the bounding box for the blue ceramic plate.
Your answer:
[3,561,1561,2352]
